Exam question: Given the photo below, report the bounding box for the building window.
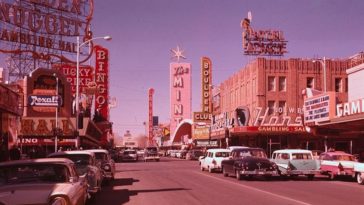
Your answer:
[278,101,286,115]
[268,101,275,115]
[307,77,314,88]
[268,76,275,91]
[335,78,342,92]
[279,77,286,92]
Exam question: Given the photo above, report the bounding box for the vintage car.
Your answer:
[319,151,356,180]
[221,147,278,180]
[186,149,204,160]
[144,147,160,162]
[200,148,231,173]
[48,150,103,196]
[354,162,364,185]
[271,149,320,180]
[87,149,116,181]
[0,158,88,205]
[121,149,139,162]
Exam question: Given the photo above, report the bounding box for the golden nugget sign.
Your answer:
[0,0,93,62]
[241,18,287,56]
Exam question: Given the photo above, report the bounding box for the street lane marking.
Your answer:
[195,171,312,205]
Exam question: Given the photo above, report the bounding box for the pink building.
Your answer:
[211,57,350,155]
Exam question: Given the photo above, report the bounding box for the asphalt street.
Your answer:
[90,157,364,205]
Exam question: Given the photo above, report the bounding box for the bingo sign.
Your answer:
[304,92,336,124]
[95,45,109,120]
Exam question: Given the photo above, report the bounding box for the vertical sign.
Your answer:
[201,57,212,113]
[148,88,154,145]
[170,63,192,135]
[94,45,109,121]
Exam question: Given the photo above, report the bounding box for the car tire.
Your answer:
[208,167,213,173]
[307,174,315,180]
[200,166,204,171]
[236,170,242,180]
[357,172,364,185]
[223,167,229,177]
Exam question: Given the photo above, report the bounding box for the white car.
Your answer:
[0,158,88,205]
[271,149,320,180]
[354,162,364,185]
[200,148,231,173]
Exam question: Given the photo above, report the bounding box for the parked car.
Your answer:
[222,147,278,180]
[200,148,231,173]
[354,162,364,185]
[175,150,188,159]
[87,149,116,181]
[319,151,356,180]
[48,150,103,196]
[144,147,160,162]
[271,149,320,180]
[186,149,204,160]
[121,149,139,162]
[0,158,88,205]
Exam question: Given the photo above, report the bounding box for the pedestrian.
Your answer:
[9,145,21,160]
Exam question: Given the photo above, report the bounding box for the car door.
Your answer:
[224,151,236,174]
[68,165,87,205]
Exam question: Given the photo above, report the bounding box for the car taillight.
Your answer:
[338,163,344,171]
[212,159,217,165]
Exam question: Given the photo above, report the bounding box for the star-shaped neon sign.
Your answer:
[170,46,186,62]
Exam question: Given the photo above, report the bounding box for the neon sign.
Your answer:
[0,0,93,63]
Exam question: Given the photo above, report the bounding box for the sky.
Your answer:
[88,0,364,137]
[2,0,360,138]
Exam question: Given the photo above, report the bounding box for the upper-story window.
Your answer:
[268,76,275,91]
[279,77,286,92]
[268,101,275,115]
[307,77,314,89]
[335,78,342,92]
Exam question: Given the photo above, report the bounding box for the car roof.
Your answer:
[323,151,353,156]
[0,158,74,167]
[48,150,95,157]
[207,148,230,152]
[86,149,109,154]
[273,149,313,154]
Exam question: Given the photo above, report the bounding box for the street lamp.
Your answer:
[53,73,59,152]
[76,35,112,149]
[312,56,327,92]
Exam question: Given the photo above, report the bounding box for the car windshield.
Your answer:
[146,147,158,152]
[215,152,230,157]
[292,153,312,160]
[238,150,267,158]
[0,164,68,185]
[94,152,107,161]
[124,150,136,155]
[332,155,355,161]
[51,154,91,165]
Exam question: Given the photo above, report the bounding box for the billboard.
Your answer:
[304,92,336,124]
[94,45,109,121]
[170,63,191,135]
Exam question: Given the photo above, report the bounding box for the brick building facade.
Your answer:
[211,57,350,156]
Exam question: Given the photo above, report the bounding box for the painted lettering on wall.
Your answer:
[254,107,302,126]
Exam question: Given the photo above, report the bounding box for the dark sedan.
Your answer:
[221,147,278,180]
